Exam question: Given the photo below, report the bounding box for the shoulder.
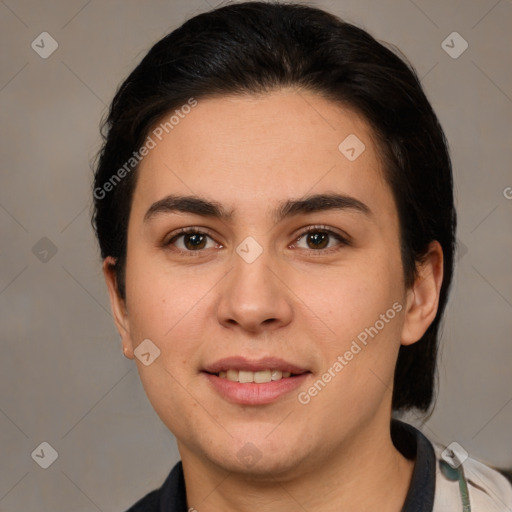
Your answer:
[431,442,512,511]
[122,461,187,512]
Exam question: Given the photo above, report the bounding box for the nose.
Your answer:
[216,243,294,334]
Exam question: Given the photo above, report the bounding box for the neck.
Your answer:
[179,417,415,512]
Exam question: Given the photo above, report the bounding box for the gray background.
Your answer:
[1,0,511,510]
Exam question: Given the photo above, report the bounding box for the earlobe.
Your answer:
[401,241,444,346]
[102,256,135,359]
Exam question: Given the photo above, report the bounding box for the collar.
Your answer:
[391,419,436,512]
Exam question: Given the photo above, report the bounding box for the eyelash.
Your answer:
[163,225,350,256]
[291,225,349,254]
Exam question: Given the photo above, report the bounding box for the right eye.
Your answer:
[165,228,223,254]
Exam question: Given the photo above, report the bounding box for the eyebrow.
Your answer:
[143,193,372,224]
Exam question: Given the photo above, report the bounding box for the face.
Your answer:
[105,89,441,478]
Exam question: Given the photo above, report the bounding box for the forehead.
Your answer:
[131,90,393,223]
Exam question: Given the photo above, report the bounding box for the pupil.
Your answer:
[308,232,328,249]
[186,233,205,250]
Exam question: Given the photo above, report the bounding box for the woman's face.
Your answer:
[106,89,437,477]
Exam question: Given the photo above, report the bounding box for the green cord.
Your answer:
[439,459,472,512]
[458,464,471,512]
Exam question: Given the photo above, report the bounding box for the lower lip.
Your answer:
[202,372,310,405]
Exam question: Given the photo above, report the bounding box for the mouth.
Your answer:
[202,356,310,381]
[205,368,307,383]
[202,356,311,405]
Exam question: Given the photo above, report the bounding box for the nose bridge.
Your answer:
[216,236,293,331]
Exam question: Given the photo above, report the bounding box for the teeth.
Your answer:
[226,369,238,381]
[219,369,293,383]
[271,369,282,380]
[239,370,254,383]
[254,370,271,383]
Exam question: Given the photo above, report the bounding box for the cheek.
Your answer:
[298,252,405,392]
[125,249,209,341]
[136,360,208,441]
[304,291,404,428]
[124,255,211,429]
[294,253,403,335]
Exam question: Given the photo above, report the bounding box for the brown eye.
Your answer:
[166,229,219,253]
[305,231,329,249]
[182,232,207,250]
[293,227,348,252]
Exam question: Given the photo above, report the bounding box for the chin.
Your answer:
[201,435,313,481]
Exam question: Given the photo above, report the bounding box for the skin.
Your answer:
[104,89,443,512]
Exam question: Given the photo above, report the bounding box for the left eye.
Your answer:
[293,228,347,251]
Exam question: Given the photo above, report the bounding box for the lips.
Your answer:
[202,356,311,404]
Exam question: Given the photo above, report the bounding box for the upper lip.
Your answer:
[203,356,310,374]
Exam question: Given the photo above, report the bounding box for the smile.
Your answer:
[216,369,295,383]
[202,356,311,404]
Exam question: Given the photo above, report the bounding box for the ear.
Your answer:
[401,241,444,346]
[103,256,134,359]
